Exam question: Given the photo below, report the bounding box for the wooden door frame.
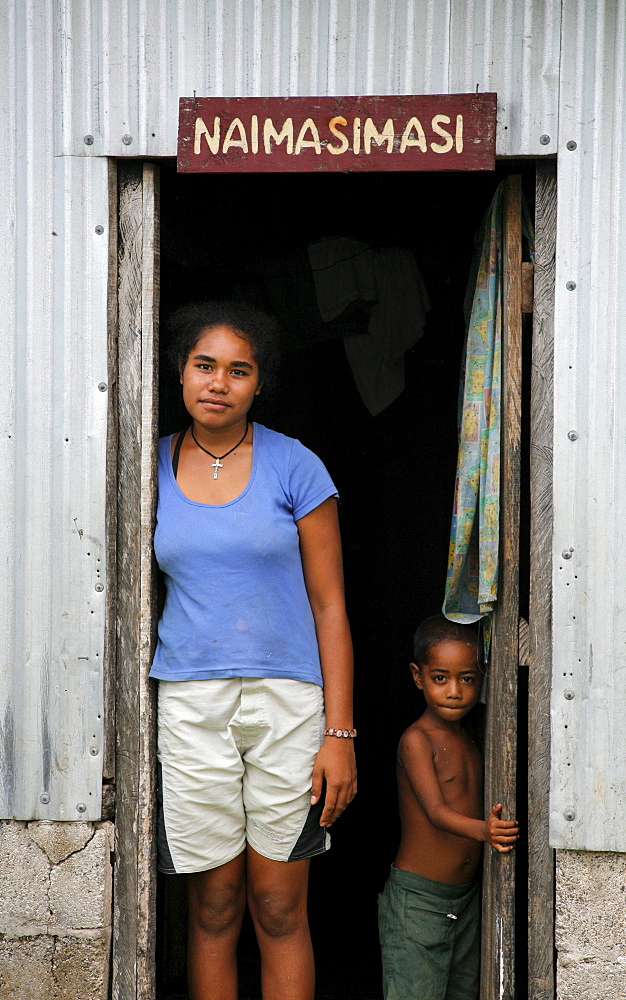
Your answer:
[480,173,524,1000]
[107,160,556,1000]
[527,160,556,1000]
[480,166,557,1000]
[110,160,160,1000]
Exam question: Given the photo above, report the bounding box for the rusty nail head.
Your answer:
[76,802,87,813]
[540,134,550,145]
[84,134,94,145]
[564,689,575,700]
[566,281,577,291]
[98,382,107,392]
[568,430,579,441]
[564,810,575,821]
[122,134,133,145]
[567,140,577,150]
[40,793,50,804]
[95,225,104,235]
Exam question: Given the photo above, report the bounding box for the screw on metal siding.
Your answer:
[76,803,87,813]
[122,134,133,145]
[540,134,551,145]
[90,747,99,756]
[568,430,579,441]
[95,225,104,235]
[95,583,104,592]
[40,793,50,804]
[564,810,576,821]
[562,548,574,559]
[566,281,577,291]
[98,382,108,392]
[84,135,94,145]
[564,689,575,700]
[567,140,577,150]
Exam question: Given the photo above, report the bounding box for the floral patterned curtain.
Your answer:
[443,183,535,626]
[443,183,504,623]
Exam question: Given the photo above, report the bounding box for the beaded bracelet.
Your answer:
[324,727,357,738]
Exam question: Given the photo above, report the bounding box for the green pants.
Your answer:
[378,866,479,1000]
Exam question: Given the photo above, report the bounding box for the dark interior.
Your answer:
[155,160,535,999]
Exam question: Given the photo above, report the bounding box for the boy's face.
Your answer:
[410,640,481,723]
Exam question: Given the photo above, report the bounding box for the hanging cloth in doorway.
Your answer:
[308,237,430,416]
[443,183,505,623]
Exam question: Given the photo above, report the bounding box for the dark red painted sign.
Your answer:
[177,94,497,173]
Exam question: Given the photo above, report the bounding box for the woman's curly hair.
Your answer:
[167,301,281,390]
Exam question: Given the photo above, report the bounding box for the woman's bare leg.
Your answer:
[246,846,314,1000]
[187,852,246,1000]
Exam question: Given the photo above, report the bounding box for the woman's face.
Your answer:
[180,325,261,429]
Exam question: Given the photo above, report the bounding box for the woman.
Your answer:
[150,302,356,1000]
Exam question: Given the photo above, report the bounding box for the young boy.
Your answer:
[378,614,519,1000]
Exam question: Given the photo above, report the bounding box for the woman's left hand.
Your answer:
[311,737,357,827]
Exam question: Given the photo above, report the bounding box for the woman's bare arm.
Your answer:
[297,497,356,828]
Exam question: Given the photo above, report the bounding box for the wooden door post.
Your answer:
[480,174,523,1000]
[112,161,160,1000]
[527,160,556,1000]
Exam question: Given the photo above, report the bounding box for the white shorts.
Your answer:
[157,676,330,873]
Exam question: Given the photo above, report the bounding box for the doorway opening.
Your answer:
[153,161,536,999]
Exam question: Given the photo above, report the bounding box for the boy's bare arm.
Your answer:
[399,728,519,852]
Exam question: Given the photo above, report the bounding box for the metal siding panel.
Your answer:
[0,2,106,820]
[0,0,18,818]
[398,0,451,96]
[551,0,626,851]
[48,154,108,822]
[449,0,561,156]
[57,0,556,157]
[3,0,58,821]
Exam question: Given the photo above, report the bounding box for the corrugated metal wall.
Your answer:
[2,0,625,852]
[58,0,559,159]
[0,1,108,820]
[551,0,626,851]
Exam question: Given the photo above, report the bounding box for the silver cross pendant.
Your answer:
[211,458,223,479]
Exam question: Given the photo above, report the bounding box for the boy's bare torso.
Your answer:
[395,713,483,884]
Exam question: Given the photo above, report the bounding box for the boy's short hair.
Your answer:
[413,614,479,666]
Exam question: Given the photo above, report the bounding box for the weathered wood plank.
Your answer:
[112,162,159,1000]
[137,162,160,998]
[528,160,556,1000]
[480,174,522,1000]
[103,158,119,783]
[113,160,143,1000]
[521,262,534,314]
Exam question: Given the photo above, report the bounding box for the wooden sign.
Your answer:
[177,94,497,173]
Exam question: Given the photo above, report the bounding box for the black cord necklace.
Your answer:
[190,422,249,479]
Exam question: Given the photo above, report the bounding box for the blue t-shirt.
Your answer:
[150,423,338,685]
